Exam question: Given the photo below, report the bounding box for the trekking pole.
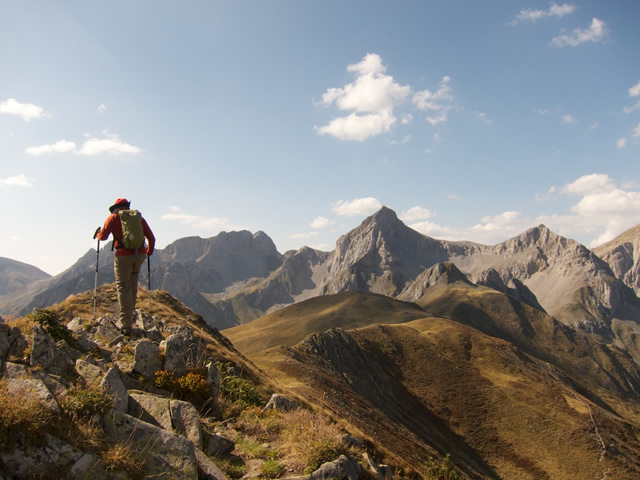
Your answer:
[92,227,101,319]
[147,254,152,316]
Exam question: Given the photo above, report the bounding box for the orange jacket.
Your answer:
[97,212,155,257]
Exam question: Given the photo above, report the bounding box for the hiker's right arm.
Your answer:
[95,214,116,241]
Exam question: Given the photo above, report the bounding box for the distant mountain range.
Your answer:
[3,207,640,478]
[2,206,640,355]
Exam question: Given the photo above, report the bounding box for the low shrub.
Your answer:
[154,369,212,404]
[27,308,76,347]
[216,362,263,408]
[60,384,113,420]
[261,458,285,478]
[425,454,459,480]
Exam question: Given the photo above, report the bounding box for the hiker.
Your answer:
[95,198,155,335]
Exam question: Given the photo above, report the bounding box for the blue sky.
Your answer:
[1,1,639,275]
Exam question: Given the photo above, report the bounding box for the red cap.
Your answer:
[109,198,130,213]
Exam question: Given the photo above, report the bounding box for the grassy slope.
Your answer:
[234,287,640,479]
[223,291,429,355]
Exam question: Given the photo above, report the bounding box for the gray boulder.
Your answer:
[132,338,162,379]
[261,393,297,414]
[311,455,360,480]
[164,333,187,375]
[100,366,128,413]
[102,410,198,479]
[30,324,56,370]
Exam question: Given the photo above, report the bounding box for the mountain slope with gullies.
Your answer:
[242,295,640,480]
[0,257,50,301]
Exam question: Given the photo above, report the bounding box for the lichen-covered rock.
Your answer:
[170,399,203,449]
[261,393,297,414]
[102,410,198,479]
[100,365,128,413]
[0,434,85,479]
[311,455,360,480]
[30,324,57,369]
[7,377,60,415]
[128,392,173,430]
[132,338,161,378]
[164,333,186,375]
[76,358,104,385]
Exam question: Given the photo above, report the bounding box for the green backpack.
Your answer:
[117,209,145,249]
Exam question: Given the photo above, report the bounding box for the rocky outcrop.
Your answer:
[0,310,229,479]
[0,303,392,480]
[594,224,640,296]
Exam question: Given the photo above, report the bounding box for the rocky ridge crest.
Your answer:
[0,288,392,480]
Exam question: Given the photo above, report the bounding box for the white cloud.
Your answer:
[408,221,459,239]
[632,124,640,138]
[0,174,33,187]
[509,3,576,25]
[0,98,51,121]
[98,104,107,113]
[549,18,607,47]
[400,206,434,222]
[162,209,244,231]
[76,135,141,156]
[315,110,396,142]
[629,81,640,98]
[562,114,576,124]
[314,53,411,142]
[623,101,640,114]
[25,140,77,156]
[408,174,640,249]
[290,232,319,240]
[562,173,615,195]
[412,76,453,125]
[332,197,382,217]
[310,216,335,229]
[617,137,627,149]
[25,134,141,157]
[314,54,457,141]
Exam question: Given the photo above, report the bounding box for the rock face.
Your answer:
[594,224,640,296]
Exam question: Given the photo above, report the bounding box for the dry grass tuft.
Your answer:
[0,379,55,450]
[101,441,145,478]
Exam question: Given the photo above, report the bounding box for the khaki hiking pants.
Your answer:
[114,253,147,330]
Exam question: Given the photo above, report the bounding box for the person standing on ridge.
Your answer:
[95,198,155,336]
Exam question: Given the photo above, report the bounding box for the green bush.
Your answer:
[425,454,459,480]
[27,308,76,347]
[61,384,113,420]
[216,362,263,408]
[154,369,212,404]
[261,459,285,478]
